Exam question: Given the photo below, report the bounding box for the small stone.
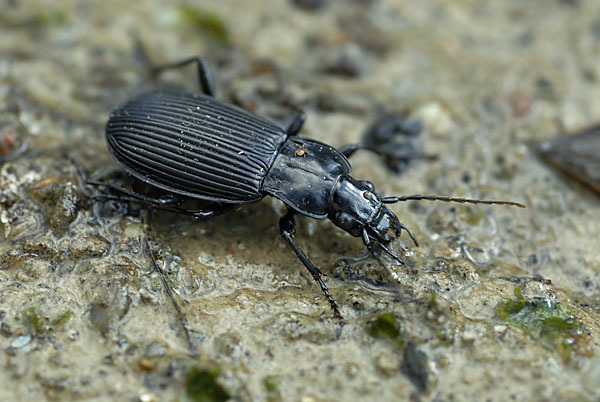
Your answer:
[375,353,397,376]
[345,362,359,378]
[144,341,166,358]
[401,341,429,392]
[462,330,477,344]
[11,335,31,348]
[415,102,454,137]
[139,392,160,402]
[138,358,155,372]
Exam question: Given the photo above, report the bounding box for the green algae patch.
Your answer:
[496,288,581,359]
[24,306,43,333]
[33,7,70,28]
[50,310,72,328]
[23,306,72,335]
[177,5,230,45]
[367,313,405,349]
[184,367,229,402]
[263,375,282,402]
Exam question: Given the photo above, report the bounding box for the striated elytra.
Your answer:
[100,57,525,318]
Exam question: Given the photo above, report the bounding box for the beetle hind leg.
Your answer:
[150,56,216,97]
[86,179,233,218]
[279,210,342,318]
[87,179,184,206]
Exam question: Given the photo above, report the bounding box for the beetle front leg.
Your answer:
[279,210,342,318]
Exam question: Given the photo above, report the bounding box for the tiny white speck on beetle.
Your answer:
[238,151,244,155]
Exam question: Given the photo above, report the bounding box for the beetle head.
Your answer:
[328,175,415,251]
[328,175,418,265]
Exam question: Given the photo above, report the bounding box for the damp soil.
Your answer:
[1,1,599,401]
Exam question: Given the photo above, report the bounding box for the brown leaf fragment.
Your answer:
[538,124,600,193]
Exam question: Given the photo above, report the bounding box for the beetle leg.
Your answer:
[286,110,306,136]
[87,179,234,218]
[150,56,215,97]
[181,203,235,219]
[87,179,185,206]
[279,210,342,318]
[338,143,437,162]
[338,143,380,159]
[141,211,194,352]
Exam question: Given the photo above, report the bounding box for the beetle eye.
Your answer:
[336,212,354,229]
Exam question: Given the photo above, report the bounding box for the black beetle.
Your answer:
[94,57,525,317]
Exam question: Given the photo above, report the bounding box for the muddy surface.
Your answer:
[1,1,599,401]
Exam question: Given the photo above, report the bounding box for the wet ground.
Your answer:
[1,0,599,401]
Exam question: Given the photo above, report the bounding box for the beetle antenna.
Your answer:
[382,195,526,208]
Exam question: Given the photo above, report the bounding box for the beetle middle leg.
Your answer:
[279,210,342,318]
[338,143,437,165]
[286,110,306,136]
[150,56,215,97]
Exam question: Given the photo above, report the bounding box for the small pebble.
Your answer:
[375,353,397,376]
[462,330,476,344]
[138,358,155,372]
[11,335,31,348]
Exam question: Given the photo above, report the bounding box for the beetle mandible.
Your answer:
[95,57,525,318]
